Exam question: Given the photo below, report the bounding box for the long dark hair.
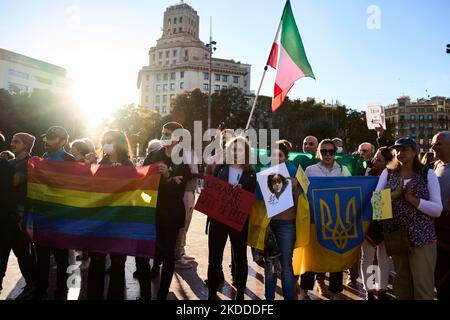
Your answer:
[100,130,132,161]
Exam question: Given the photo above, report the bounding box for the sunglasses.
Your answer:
[320,149,336,156]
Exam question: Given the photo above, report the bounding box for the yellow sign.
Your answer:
[371,189,393,220]
[295,166,310,194]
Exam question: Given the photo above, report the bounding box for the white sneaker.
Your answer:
[175,259,192,269]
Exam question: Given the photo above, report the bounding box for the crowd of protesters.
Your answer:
[0,122,449,301]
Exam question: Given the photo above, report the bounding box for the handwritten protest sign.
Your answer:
[195,176,256,231]
[371,189,393,220]
[295,165,310,194]
[366,105,386,130]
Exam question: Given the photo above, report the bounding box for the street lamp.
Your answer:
[206,39,216,129]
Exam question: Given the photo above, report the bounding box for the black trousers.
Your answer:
[155,222,180,300]
[87,253,126,300]
[134,257,151,300]
[35,245,68,298]
[208,219,248,296]
[0,221,36,287]
[300,271,344,294]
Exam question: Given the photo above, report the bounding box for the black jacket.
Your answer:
[143,148,191,229]
[213,165,257,194]
[0,158,17,223]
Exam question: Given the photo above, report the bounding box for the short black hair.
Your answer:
[163,122,183,133]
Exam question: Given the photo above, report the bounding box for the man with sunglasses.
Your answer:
[302,136,318,155]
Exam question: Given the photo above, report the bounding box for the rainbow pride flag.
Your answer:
[24,158,160,258]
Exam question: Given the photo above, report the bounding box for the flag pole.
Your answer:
[245,17,282,130]
[245,65,268,130]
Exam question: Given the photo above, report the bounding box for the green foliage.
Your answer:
[0,89,85,155]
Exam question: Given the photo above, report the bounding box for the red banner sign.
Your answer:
[195,176,256,231]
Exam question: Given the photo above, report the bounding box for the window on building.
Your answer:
[156,84,161,92]
[410,115,416,121]
[146,75,150,81]
[185,50,188,57]
[203,72,209,80]
[34,76,52,85]
[428,123,433,128]
[159,52,163,59]
[173,50,177,57]
[152,54,155,61]
[222,85,227,90]
[180,82,184,89]
[179,27,182,33]
[170,83,175,91]
[162,106,167,114]
[400,115,405,121]
[174,17,177,24]
[163,84,168,92]
[214,85,220,92]
[170,95,175,101]
[179,17,183,23]
[158,61,162,66]
[173,28,177,34]
[410,108,416,113]
[203,83,209,91]
[419,108,425,113]
[163,73,168,81]
[399,101,405,107]
[419,115,424,121]
[168,18,171,25]
[428,114,433,121]
[163,95,168,103]
[233,76,239,84]
[156,74,161,81]
[427,107,434,112]
[399,108,405,113]
[145,85,149,92]
[215,74,221,81]
[155,106,160,113]
[419,122,424,128]
[410,123,416,129]
[170,72,175,80]
[9,69,29,79]
[222,75,228,82]
[180,71,184,78]
[244,80,248,87]
[156,95,160,104]
[166,51,170,58]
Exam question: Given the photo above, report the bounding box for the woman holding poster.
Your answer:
[207,136,256,300]
[299,139,351,300]
[263,140,300,301]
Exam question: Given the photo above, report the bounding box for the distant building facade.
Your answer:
[0,48,71,94]
[137,2,251,116]
[385,96,450,151]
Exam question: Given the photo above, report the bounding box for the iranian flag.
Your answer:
[267,0,315,112]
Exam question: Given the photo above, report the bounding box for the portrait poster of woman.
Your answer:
[256,163,294,218]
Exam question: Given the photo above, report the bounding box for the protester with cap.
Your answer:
[1,132,39,299]
[35,126,75,300]
[374,137,442,300]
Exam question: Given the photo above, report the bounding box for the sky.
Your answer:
[1,0,449,122]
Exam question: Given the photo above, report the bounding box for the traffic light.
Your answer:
[447,44,450,54]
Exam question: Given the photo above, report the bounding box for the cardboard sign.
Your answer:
[295,165,310,194]
[195,175,255,231]
[256,163,294,218]
[366,105,386,130]
[371,189,393,220]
